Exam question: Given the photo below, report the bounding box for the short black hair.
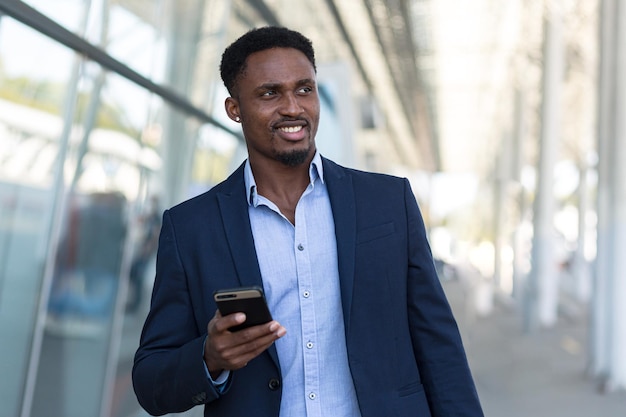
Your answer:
[220,26,316,96]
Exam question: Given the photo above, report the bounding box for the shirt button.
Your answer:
[297,243,304,251]
[308,392,316,400]
[306,341,314,349]
[303,291,310,298]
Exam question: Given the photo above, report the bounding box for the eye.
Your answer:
[261,90,277,97]
[297,86,313,94]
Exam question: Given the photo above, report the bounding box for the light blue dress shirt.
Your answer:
[244,153,361,417]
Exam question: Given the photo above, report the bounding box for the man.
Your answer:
[133,26,484,417]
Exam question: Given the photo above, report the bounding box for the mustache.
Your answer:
[272,116,309,126]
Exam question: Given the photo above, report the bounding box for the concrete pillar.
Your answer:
[493,179,504,289]
[573,160,591,302]
[511,88,527,302]
[493,138,509,294]
[590,0,615,381]
[608,0,626,391]
[592,0,626,391]
[525,2,564,331]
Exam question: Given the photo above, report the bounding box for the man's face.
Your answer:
[226,47,320,167]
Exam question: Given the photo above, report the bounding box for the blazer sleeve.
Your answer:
[403,179,484,417]
[132,210,221,415]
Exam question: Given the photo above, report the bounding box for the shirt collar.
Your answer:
[244,151,325,207]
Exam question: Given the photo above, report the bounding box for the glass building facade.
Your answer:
[0,1,432,416]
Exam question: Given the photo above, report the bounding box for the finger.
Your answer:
[212,312,247,333]
[222,323,286,362]
[224,320,283,344]
[220,337,277,369]
[206,321,286,371]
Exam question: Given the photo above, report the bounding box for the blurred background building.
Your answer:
[0,0,625,416]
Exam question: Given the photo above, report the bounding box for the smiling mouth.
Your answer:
[278,125,303,133]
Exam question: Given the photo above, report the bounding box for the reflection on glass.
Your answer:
[0,18,77,417]
[0,12,164,416]
[0,1,240,416]
[46,192,127,329]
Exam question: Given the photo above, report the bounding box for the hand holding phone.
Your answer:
[213,286,273,332]
[205,286,283,374]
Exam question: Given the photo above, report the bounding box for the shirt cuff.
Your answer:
[210,369,230,386]
[202,336,230,392]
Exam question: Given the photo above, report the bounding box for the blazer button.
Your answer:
[268,378,281,391]
[191,392,207,404]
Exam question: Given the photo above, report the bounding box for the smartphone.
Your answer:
[213,286,273,332]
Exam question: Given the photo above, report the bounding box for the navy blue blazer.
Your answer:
[133,157,483,417]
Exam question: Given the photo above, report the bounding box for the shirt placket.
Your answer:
[294,186,321,417]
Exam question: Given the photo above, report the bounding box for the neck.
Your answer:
[249,156,313,224]
[254,162,309,196]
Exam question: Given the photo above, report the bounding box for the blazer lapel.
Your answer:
[322,157,356,335]
[216,164,280,368]
[216,165,264,288]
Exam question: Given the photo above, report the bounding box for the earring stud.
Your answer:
[235,117,240,122]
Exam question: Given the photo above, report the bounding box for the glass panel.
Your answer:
[105,78,164,417]
[22,0,89,36]
[0,17,77,417]
[22,0,222,110]
[0,10,163,416]
[0,2,245,416]
[22,0,168,88]
[28,66,162,417]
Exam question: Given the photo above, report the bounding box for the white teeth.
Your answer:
[279,126,303,133]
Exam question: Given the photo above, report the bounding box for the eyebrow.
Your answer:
[255,78,316,91]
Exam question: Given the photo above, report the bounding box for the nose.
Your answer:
[279,92,303,116]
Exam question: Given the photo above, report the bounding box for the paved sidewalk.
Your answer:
[442,280,626,417]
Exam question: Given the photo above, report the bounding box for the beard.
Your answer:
[275,147,312,167]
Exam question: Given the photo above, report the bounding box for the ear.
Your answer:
[225,97,241,123]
